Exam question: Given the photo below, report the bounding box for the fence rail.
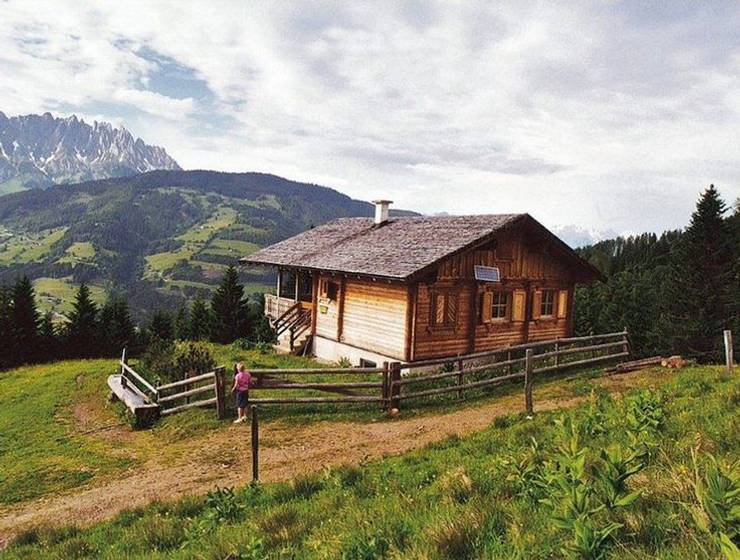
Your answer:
[115,330,631,420]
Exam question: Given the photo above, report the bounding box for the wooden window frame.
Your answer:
[479,289,512,324]
[430,289,459,329]
[491,291,510,321]
[320,278,340,301]
[540,289,556,317]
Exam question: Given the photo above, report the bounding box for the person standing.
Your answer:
[231,362,251,423]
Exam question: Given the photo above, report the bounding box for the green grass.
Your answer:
[56,242,96,265]
[0,360,133,505]
[0,346,324,505]
[3,365,736,559]
[144,207,238,279]
[0,227,68,264]
[33,277,106,317]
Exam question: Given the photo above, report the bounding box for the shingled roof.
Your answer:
[241,213,601,282]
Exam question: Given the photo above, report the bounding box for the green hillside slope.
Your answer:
[0,170,414,320]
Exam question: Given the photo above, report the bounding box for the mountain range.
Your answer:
[0,112,180,193]
[0,170,414,320]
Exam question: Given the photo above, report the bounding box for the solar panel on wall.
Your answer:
[474,265,501,282]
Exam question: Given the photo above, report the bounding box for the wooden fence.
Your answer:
[117,330,630,420]
[245,329,630,412]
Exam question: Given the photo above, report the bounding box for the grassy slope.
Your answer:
[1,365,737,559]
[33,277,106,317]
[0,227,68,264]
[0,346,320,506]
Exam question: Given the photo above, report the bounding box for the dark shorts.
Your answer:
[235,390,249,408]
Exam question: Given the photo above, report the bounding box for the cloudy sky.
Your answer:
[1,1,738,243]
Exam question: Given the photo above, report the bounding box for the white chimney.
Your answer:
[373,199,393,225]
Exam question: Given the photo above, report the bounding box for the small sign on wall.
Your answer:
[319,304,328,314]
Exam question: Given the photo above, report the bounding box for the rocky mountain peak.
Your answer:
[0,112,181,190]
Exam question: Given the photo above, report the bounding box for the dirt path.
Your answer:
[0,369,659,546]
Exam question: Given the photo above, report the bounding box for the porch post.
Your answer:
[294,271,299,302]
[276,268,283,298]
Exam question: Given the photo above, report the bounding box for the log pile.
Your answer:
[605,355,689,375]
[660,355,690,369]
[604,356,664,374]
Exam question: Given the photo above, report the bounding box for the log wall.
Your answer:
[412,230,576,360]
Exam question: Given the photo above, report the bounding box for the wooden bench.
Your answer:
[107,374,160,425]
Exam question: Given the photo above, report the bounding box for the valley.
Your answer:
[0,170,414,320]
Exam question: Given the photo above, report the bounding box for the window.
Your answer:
[320,279,339,300]
[491,292,510,320]
[479,290,511,323]
[540,290,555,317]
[431,290,458,327]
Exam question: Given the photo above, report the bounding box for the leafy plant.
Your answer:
[203,486,244,524]
[337,356,352,368]
[594,445,644,510]
[689,450,740,559]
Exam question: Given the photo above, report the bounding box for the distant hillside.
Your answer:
[0,112,180,193]
[0,170,415,320]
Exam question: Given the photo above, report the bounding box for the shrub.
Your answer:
[337,356,352,368]
[139,337,176,385]
[174,341,216,380]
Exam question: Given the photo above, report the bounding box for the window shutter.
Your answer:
[557,290,568,318]
[434,293,445,325]
[482,291,493,323]
[512,290,526,322]
[446,293,458,325]
[532,290,542,320]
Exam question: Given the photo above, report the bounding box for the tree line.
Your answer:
[574,185,739,362]
[0,264,273,370]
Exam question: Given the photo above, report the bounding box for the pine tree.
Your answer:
[173,306,190,340]
[38,311,58,362]
[99,296,137,356]
[149,309,174,341]
[0,285,13,368]
[11,276,41,364]
[189,296,211,341]
[210,265,248,343]
[65,283,100,358]
[659,185,733,361]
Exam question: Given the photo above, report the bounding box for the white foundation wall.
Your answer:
[312,335,400,366]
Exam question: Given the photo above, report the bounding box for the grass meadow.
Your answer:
[1,364,737,559]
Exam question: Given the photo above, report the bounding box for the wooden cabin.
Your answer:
[241,202,600,366]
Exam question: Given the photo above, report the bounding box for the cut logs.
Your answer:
[604,356,664,374]
[605,355,690,375]
[661,355,690,369]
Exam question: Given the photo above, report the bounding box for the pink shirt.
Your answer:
[235,370,251,392]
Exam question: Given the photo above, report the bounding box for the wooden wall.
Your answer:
[341,279,408,360]
[412,229,576,360]
[313,274,409,360]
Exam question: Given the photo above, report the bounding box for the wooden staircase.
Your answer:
[272,301,313,355]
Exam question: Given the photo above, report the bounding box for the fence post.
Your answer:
[390,362,402,411]
[506,349,512,375]
[589,330,595,360]
[725,330,734,374]
[120,348,128,390]
[381,362,390,410]
[457,358,464,399]
[524,348,534,416]
[622,328,631,358]
[251,405,259,482]
[554,339,560,371]
[214,366,227,420]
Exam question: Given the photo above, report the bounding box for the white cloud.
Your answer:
[0,1,738,234]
